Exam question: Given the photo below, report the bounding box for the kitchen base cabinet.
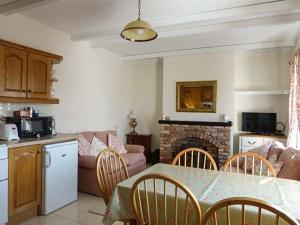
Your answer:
[8,145,42,225]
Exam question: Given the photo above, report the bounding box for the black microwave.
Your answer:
[5,117,53,138]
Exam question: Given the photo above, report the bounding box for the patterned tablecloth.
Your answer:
[102,163,300,225]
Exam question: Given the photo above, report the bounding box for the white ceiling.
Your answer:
[8,0,300,59]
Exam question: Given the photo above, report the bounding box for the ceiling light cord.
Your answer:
[138,0,141,20]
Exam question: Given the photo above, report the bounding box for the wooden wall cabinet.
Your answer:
[8,145,42,224]
[0,45,27,98]
[0,39,62,104]
[27,53,51,99]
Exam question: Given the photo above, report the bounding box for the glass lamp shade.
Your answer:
[121,19,158,42]
[129,111,138,120]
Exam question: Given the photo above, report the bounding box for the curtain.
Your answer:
[287,52,300,149]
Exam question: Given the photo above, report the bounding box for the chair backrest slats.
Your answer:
[223,152,277,177]
[96,149,129,205]
[202,197,299,225]
[131,173,202,225]
[172,148,217,171]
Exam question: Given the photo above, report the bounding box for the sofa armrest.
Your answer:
[125,144,145,154]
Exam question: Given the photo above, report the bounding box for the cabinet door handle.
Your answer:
[22,90,26,93]
[28,90,32,93]
[44,151,51,168]
[248,141,256,145]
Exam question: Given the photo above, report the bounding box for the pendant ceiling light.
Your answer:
[121,0,158,42]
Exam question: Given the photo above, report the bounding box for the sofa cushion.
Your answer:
[121,153,146,166]
[79,132,95,143]
[94,130,116,145]
[108,134,127,154]
[267,147,283,161]
[78,134,91,156]
[243,142,272,172]
[79,153,133,169]
[90,136,108,156]
[277,148,300,180]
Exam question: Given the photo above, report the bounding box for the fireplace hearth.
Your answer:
[159,120,232,168]
[172,137,219,168]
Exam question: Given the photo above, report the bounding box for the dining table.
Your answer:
[102,163,300,225]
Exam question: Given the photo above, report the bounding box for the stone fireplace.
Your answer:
[159,120,232,168]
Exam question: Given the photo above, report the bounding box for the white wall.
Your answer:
[127,59,163,149]
[0,14,135,139]
[233,48,291,151]
[0,14,292,152]
[161,48,291,153]
[163,53,235,122]
[295,35,300,51]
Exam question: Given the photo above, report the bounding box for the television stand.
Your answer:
[239,133,287,153]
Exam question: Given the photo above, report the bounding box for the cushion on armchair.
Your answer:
[108,134,127,154]
[277,148,300,180]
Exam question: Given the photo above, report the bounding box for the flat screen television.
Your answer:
[242,112,277,134]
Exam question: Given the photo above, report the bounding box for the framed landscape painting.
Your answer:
[176,81,217,113]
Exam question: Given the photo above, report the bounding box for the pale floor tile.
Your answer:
[21,193,123,225]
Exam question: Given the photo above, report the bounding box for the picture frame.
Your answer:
[176,80,217,113]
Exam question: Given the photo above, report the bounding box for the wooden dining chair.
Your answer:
[223,152,277,177]
[96,148,129,205]
[202,197,299,225]
[172,148,218,171]
[131,173,202,225]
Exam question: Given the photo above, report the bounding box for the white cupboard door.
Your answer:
[0,159,8,181]
[0,180,8,224]
[0,146,7,160]
[241,146,257,152]
[241,137,264,147]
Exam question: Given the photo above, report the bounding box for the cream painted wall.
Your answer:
[0,13,292,153]
[0,14,135,140]
[295,35,300,51]
[126,59,163,149]
[233,47,291,151]
[162,48,291,153]
[163,53,235,122]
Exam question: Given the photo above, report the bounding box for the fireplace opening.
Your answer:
[171,137,219,169]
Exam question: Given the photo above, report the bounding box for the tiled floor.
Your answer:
[21,193,122,225]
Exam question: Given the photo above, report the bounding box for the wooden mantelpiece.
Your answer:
[158,120,232,127]
[0,39,63,104]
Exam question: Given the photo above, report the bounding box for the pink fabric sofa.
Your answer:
[231,147,300,181]
[276,148,300,181]
[78,130,147,196]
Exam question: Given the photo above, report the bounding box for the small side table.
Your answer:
[126,134,152,162]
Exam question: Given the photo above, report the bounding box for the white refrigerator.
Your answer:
[42,141,78,214]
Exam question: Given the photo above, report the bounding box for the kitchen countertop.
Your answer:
[0,133,78,148]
